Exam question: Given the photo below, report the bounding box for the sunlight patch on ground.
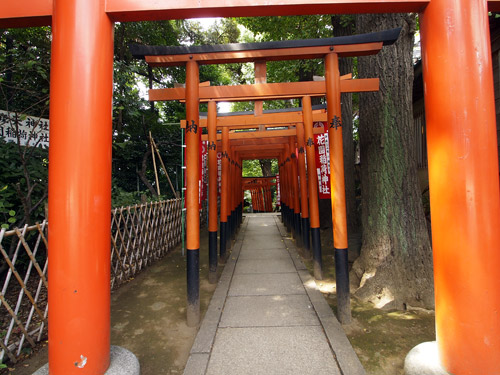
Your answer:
[316,281,337,294]
[387,311,418,320]
[373,287,394,309]
[304,279,318,290]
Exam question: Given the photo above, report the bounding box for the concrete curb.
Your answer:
[33,346,140,375]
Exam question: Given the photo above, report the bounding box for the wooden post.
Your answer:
[303,96,323,278]
[421,0,500,372]
[286,149,293,232]
[296,119,311,257]
[325,52,351,324]
[207,101,218,284]
[220,127,230,262]
[48,0,114,373]
[289,137,302,246]
[185,60,200,327]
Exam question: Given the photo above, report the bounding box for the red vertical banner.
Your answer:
[201,140,208,203]
[276,174,281,206]
[314,122,331,199]
[217,152,222,195]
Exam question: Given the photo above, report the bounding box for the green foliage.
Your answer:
[0,28,51,116]
[242,159,278,177]
[236,16,331,84]
[0,139,48,228]
[242,160,263,177]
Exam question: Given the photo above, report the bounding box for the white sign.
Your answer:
[0,110,49,148]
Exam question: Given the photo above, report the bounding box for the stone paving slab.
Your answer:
[205,326,341,375]
[228,272,306,296]
[240,236,284,250]
[184,213,365,375]
[234,258,296,274]
[238,248,289,260]
[219,294,320,327]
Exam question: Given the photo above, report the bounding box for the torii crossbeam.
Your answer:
[2,1,500,375]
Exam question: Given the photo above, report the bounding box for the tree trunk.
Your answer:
[351,14,434,309]
[259,159,272,177]
[137,148,158,197]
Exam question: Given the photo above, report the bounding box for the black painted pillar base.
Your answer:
[220,221,227,264]
[334,247,351,324]
[311,227,323,280]
[186,249,200,326]
[294,213,302,246]
[284,205,291,232]
[301,217,311,259]
[208,231,218,284]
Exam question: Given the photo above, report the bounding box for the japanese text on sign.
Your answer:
[314,122,331,199]
[0,110,49,148]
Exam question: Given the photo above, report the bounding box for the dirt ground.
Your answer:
[302,227,436,375]
[2,223,435,375]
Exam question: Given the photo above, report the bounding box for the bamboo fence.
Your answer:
[0,198,183,364]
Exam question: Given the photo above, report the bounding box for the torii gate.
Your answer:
[139,32,389,327]
[242,177,276,213]
[2,1,500,374]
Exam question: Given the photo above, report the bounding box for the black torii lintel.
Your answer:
[129,27,401,59]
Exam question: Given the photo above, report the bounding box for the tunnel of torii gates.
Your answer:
[243,177,276,213]
[135,26,397,329]
[2,0,500,374]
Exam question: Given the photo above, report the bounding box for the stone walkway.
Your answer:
[184,213,365,375]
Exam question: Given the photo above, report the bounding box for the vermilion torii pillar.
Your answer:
[185,60,201,327]
[325,52,351,324]
[48,1,114,373]
[207,101,218,284]
[289,136,302,244]
[296,116,311,257]
[303,96,324,280]
[4,0,500,373]
[220,127,230,263]
[420,0,500,373]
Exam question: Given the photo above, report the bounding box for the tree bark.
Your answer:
[137,148,158,197]
[352,14,434,309]
[259,159,272,177]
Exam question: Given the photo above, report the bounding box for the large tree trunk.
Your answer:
[259,159,272,177]
[351,14,434,309]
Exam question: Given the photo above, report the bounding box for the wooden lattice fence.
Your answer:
[0,198,183,364]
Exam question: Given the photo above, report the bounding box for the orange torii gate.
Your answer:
[143,35,387,326]
[200,111,332,280]
[3,1,500,374]
[243,177,276,213]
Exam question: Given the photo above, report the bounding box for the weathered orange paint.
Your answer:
[289,137,301,216]
[200,127,325,141]
[325,53,348,250]
[221,128,230,224]
[149,78,379,102]
[104,0,429,22]
[254,61,267,116]
[421,0,500,373]
[182,110,327,129]
[48,0,113,373]
[185,61,200,251]
[207,101,218,233]
[296,121,309,220]
[302,96,321,229]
